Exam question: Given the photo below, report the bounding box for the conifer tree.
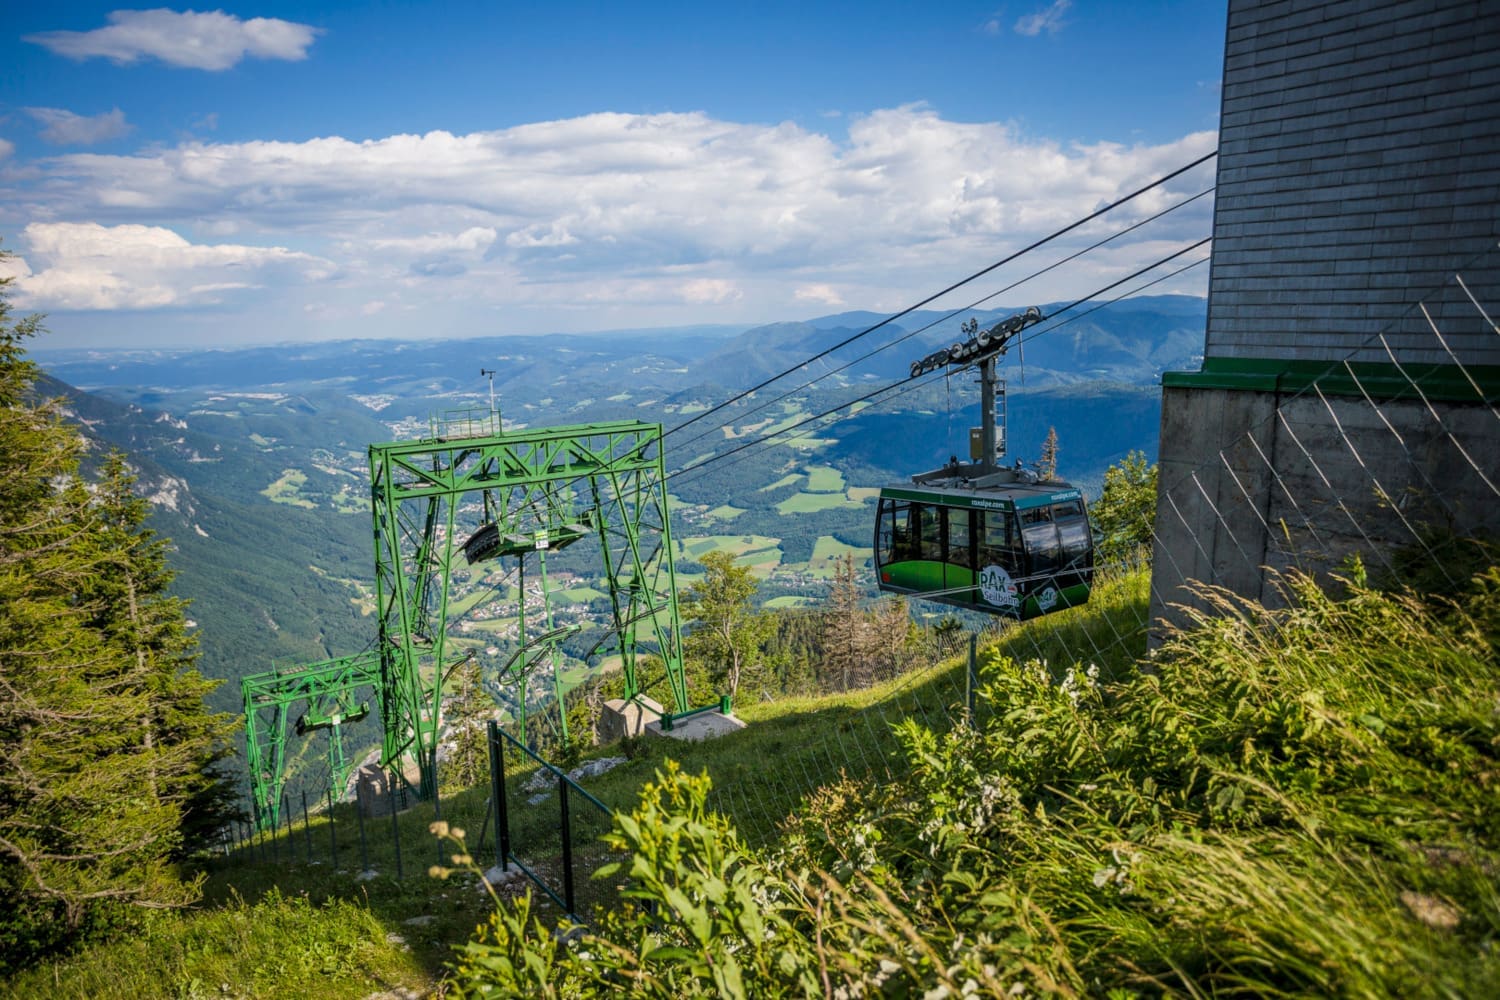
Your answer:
[680,551,771,702]
[820,554,873,692]
[1038,426,1060,481]
[0,257,233,969]
[445,654,491,788]
[80,453,239,855]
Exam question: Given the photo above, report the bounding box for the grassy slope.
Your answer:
[447,566,1500,997]
[4,570,1149,998]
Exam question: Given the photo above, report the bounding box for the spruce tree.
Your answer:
[820,554,873,692]
[0,258,233,969]
[680,551,771,702]
[80,453,239,856]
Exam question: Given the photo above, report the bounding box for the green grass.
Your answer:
[764,595,816,609]
[775,491,860,515]
[704,504,746,522]
[803,465,845,493]
[451,564,1500,997]
[804,536,872,578]
[260,469,317,509]
[9,569,1153,996]
[447,584,514,619]
[681,534,781,559]
[2,889,429,998]
[329,485,365,514]
[758,474,803,493]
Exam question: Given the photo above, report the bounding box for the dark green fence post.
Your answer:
[488,720,510,872]
[389,767,404,880]
[299,790,312,862]
[559,773,576,918]
[327,788,338,867]
[355,782,370,872]
[967,633,979,726]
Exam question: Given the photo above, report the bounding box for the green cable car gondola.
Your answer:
[872,308,1094,618]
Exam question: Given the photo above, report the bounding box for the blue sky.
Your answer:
[1,2,1227,348]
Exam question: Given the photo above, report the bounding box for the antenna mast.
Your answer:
[479,368,498,427]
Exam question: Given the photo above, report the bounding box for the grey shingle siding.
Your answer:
[1207,0,1500,365]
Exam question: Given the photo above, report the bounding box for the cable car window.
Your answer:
[880,501,911,564]
[978,510,1021,571]
[1057,516,1092,566]
[917,505,943,562]
[1051,499,1085,520]
[1024,521,1062,576]
[947,508,973,570]
[1021,505,1052,525]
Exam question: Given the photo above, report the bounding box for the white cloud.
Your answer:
[27,107,132,146]
[6,107,1216,338]
[367,227,497,254]
[795,284,844,306]
[679,279,741,305]
[25,9,321,71]
[1015,0,1072,37]
[0,138,14,160]
[12,222,330,310]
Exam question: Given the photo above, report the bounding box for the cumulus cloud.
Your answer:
[795,284,844,306]
[0,138,13,160]
[11,222,330,310]
[25,9,321,71]
[8,107,1216,332]
[1015,0,1072,37]
[679,279,741,304]
[27,107,132,146]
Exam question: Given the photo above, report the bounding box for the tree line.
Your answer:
[0,264,237,973]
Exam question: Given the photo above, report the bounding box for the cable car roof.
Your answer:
[879,481,1084,512]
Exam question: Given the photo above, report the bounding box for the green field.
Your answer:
[704,504,746,522]
[776,491,860,515]
[681,534,781,559]
[759,474,803,492]
[806,535,872,578]
[330,484,365,513]
[804,465,845,492]
[764,595,816,609]
[775,435,835,451]
[260,469,317,509]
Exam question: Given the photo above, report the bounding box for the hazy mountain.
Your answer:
[34,296,1204,723]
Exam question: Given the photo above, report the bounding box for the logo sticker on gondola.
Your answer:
[1037,586,1059,612]
[979,564,1019,610]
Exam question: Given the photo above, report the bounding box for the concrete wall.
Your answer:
[1149,0,1499,630]
[1208,0,1500,366]
[1153,383,1500,622]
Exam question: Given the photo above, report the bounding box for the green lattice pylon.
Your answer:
[368,413,694,799]
[241,651,381,831]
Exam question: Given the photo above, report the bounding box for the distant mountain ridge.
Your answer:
[33,294,1204,728]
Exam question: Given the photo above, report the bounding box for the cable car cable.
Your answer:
[664,150,1218,441]
[667,237,1214,487]
[665,250,1210,495]
[666,186,1216,456]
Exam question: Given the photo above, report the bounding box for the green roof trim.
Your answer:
[878,485,1083,510]
[1161,357,1500,403]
